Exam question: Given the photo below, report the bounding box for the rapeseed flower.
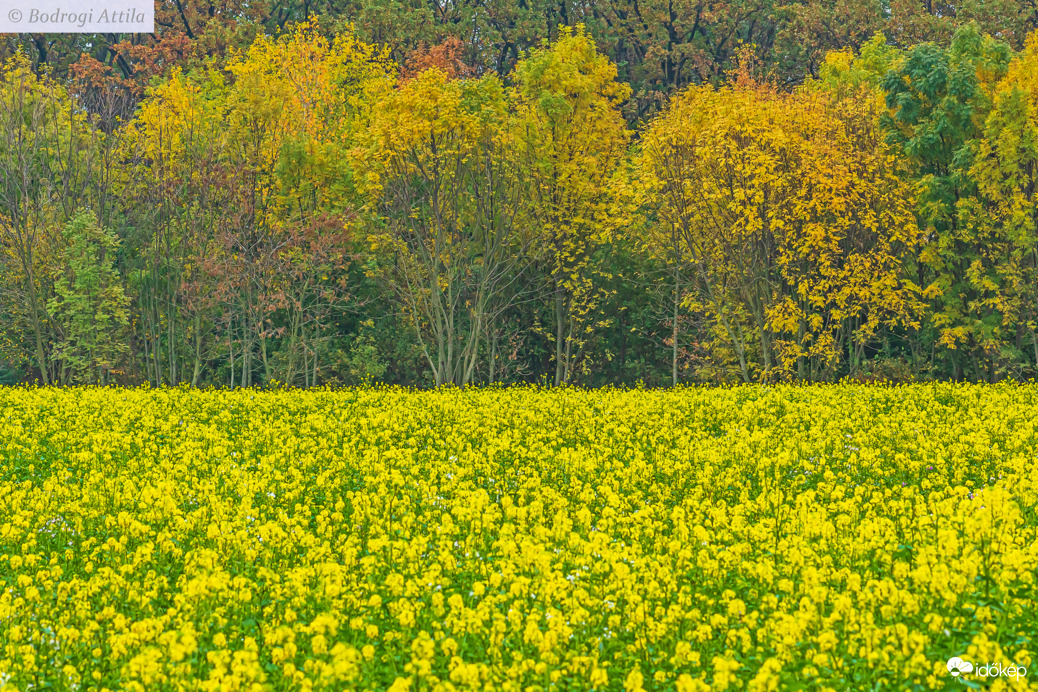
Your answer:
[0,384,1035,690]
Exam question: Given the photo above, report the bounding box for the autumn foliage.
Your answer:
[0,16,1037,386]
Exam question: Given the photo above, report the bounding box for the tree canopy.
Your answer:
[0,10,1037,386]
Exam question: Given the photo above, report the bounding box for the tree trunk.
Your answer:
[228,319,236,389]
[243,341,251,387]
[969,351,982,383]
[285,309,301,386]
[168,290,177,385]
[796,317,807,381]
[151,286,162,385]
[554,283,566,386]
[312,346,318,387]
[28,287,50,385]
[260,330,270,384]
[563,312,574,385]
[732,320,750,383]
[489,329,498,384]
[672,264,680,387]
[191,316,203,388]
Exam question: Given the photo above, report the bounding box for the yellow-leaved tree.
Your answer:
[769,69,924,380]
[639,64,922,381]
[513,26,631,386]
[354,68,534,386]
[122,21,394,386]
[970,32,1038,372]
[638,79,792,382]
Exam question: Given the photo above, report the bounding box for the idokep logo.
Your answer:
[947,656,1028,683]
[947,657,973,680]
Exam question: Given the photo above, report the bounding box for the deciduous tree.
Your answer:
[48,210,130,384]
[882,24,1016,380]
[356,69,533,386]
[513,27,631,385]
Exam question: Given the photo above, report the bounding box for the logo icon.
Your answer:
[948,657,974,680]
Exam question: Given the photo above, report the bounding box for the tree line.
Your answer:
[0,15,1036,387]
[3,0,1036,119]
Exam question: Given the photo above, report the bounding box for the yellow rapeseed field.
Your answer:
[1,384,1036,691]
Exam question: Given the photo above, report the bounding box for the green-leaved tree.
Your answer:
[48,210,130,384]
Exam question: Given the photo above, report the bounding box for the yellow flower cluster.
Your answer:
[1,384,1036,691]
